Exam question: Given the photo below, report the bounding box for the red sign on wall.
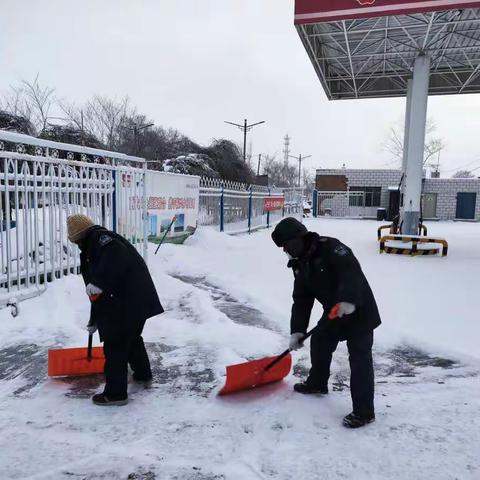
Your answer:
[264,197,285,212]
[295,0,480,24]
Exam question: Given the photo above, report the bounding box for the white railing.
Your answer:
[0,131,147,313]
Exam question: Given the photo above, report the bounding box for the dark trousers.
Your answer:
[308,328,374,416]
[102,333,152,399]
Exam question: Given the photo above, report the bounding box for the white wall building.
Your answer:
[315,168,480,221]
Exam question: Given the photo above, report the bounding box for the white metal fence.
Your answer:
[0,131,146,313]
[199,178,303,234]
[313,191,367,218]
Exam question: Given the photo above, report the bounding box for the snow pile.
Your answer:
[0,219,479,479]
[163,153,218,178]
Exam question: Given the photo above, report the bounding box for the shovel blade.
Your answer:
[48,346,105,377]
[218,353,292,396]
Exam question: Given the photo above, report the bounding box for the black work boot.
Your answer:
[132,373,153,388]
[342,412,375,428]
[293,382,328,395]
[92,393,128,406]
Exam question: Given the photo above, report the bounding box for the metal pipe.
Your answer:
[142,161,148,263]
[49,162,56,280]
[41,162,47,284]
[0,170,4,286]
[23,162,30,288]
[33,161,40,287]
[4,158,12,292]
[58,165,65,279]
[14,159,20,290]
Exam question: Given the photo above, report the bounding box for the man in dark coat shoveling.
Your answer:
[272,217,381,428]
[67,214,164,406]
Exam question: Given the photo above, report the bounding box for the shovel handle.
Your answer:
[87,333,93,361]
[155,215,177,255]
[264,327,317,372]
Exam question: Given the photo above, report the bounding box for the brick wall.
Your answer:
[424,179,480,220]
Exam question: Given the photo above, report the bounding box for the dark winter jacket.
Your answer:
[80,226,163,340]
[289,232,381,341]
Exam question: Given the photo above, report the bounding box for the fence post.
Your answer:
[112,169,117,233]
[266,188,271,228]
[247,188,253,234]
[220,186,224,232]
[142,161,148,264]
[312,190,318,218]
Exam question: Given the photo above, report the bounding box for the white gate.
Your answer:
[315,191,366,218]
[0,131,147,313]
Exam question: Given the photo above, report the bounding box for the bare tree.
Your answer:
[1,75,56,133]
[382,119,445,168]
[90,96,131,149]
[262,154,297,187]
[452,170,475,179]
[62,95,135,150]
[1,86,32,122]
[22,75,55,132]
[302,168,315,196]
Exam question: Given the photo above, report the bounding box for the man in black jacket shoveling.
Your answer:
[67,214,164,406]
[272,217,381,428]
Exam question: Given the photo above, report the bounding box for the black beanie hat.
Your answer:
[271,217,308,247]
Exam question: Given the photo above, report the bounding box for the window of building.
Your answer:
[349,187,382,207]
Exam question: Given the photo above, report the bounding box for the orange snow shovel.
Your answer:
[218,305,341,396]
[48,333,105,377]
[218,328,317,396]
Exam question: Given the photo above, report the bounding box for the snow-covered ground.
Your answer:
[0,218,479,479]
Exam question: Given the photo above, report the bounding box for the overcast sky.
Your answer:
[1,0,480,177]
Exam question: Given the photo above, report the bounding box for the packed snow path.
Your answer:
[0,219,479,479]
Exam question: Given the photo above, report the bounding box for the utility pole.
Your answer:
[224,118,265,163]
[130,122,154,155]
[289,153,312,188]
[257,153,262,176]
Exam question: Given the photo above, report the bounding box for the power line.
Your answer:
[442,159,480,173]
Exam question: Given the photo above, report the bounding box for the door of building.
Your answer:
[423,193,437,219]
[388,190,400,221]
[455,192,476,220]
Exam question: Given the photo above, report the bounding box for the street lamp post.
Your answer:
[131,122,154,155]
[224,119,265,163]
[289,153,312,188]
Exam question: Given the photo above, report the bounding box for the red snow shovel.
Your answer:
[48,333,105,377]
[218,305,341,396]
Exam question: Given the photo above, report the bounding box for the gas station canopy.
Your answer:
[295,0,480,99]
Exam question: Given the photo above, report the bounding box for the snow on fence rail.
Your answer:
[199,177,303,234]
[0,131,147,313]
